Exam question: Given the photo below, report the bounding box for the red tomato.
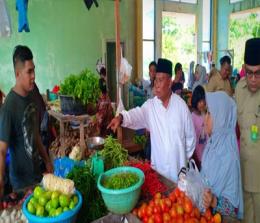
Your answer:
[147,206,153,217]
[160,201,169,213]
[169,192,176,203]
[149,200,155,207]
[163,213,171,221]
[154,213,163,223]
[184,213,190,220]
[193,207,200,219]
[176,216,184,223]
[154,192,162,200]
[184,197,193,214]
[143,216,149,223]
[148,216,155,223]
[153,205,161,214]
[200,217,207,223]
[154,198,161,206]
[203,209,212,221]
[179,191,185,198]
[177,197,185,205]
[164,198,172,208]
[169,206,178,218]
[176,204,184,216]
[213,213,221,223]
[174,188,181,198]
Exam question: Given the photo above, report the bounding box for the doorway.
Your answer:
[162,12,196,87]
[106,41,125,102]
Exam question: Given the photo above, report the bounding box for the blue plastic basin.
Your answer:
[22,190,82,223]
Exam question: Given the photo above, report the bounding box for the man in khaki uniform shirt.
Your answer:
[235,38,260,223]
[206,55,233,96]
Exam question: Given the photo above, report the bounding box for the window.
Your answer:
[143,0,155,80]
[168,0,197,4]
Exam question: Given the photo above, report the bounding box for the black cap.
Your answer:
[156,58,172,76]
[244,38,260,66]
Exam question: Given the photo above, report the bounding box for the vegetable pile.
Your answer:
[99,136,128,170]
[102,172,139,190]
[0,209,27,223]
[66,165,107,223]
[26,186,79,217]
[133,189,222,223]
[60,69,101,105]
[126,161,167,198]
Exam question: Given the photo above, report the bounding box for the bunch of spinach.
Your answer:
[60,69,101,105]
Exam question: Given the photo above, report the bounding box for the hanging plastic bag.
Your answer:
[119,48,132,85]
[0,0,11,37]
[178,160,207,213]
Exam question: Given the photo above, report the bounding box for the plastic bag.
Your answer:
[119,49,132,85]
[54,156,85,178]
[178,160,207,212]
[0,0,11,37]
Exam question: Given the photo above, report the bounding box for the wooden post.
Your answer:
[115,0,121,105]
[114,0,123,142]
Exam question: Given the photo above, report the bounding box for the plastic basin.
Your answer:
[97,166,144,214]
[22,190,82,223]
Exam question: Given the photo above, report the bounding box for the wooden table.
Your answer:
[48,110,90,155]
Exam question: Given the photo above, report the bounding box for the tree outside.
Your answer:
[229,11,260,70]
[162,12,196,84]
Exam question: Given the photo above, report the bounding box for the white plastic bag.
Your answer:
[119,50,132,85]
[178,160,207,212]
[0,0,11,37]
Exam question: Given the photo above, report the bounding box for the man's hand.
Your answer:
[45,159,54,173]
[203,188,217,209]
[107,115,122,132]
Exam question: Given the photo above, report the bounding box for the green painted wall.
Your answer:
[0,0,135,94]
[217,0,260,66]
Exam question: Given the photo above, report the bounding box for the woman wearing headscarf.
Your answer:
[201,91,243,220]
[188,61,195,90]
[192,64,207,92]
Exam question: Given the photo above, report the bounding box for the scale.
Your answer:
[86,136,105,180]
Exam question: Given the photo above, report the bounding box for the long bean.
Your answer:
[99,136,128,170]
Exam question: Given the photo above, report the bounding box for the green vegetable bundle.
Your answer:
[60,69,101,105]
[133,134,147,147]
[102,172,139,190]
[67,165,107,222]
[99,136,128,170]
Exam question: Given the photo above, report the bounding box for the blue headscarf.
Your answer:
[201,91,243,219]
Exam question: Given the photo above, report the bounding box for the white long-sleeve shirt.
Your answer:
[121,93,196,182]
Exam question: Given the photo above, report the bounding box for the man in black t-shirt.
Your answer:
[0,45,53,197]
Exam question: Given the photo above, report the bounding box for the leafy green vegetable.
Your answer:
[60,69,101,105]
[102,172,139,190]
[99,136,128,170]
[67,165,107,223]
[133,134,147,147]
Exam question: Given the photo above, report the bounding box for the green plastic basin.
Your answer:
[97,166,144,214]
